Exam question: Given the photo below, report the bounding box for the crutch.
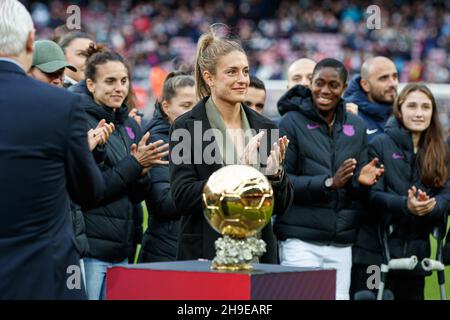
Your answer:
[377,223,418,300]
[421,216,447,300]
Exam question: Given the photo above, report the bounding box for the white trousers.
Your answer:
[279,238,352,300]
[79,258,86,291]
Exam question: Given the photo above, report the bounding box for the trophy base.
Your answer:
[211,235,266,271]
[211,261,253,271]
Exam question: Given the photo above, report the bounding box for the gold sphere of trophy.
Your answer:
[202,165,274,271]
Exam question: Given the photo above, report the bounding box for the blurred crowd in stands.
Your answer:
[25,0,450,100]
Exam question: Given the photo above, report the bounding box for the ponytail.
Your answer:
[194,24,245,100]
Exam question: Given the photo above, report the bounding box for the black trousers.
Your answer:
[351,264,425,300]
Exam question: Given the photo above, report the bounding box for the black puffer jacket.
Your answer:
[274,85,369,246]
[140,106,181,262]
[69,81,150,262]
[63,80,101,257]
[354,117,450,273]
[70,202,89,257]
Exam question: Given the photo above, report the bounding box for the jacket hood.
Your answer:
[144,103,170,136]
[69,80,129,124]
[277,84,346,125]
[343,75,392,122]
[277,85,311,116]
[69,80,89,95]
[384,116,413,152]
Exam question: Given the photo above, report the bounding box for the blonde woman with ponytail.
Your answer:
[169,25,293,263]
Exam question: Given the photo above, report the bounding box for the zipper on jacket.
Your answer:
[326,120,336,176]
[118,127,131,155]
[329,123,338,241]
[403,153,415,258]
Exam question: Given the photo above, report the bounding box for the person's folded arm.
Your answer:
[147,169,181,220]
[368,139,409,225]
[128,171,151,204]
[279,114,331,205]
[420,180,450,223]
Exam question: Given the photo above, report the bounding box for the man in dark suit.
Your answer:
[0,0,106,299]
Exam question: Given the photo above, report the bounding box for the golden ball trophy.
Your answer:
[202,165,274,271]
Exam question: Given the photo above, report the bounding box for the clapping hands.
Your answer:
[240,131,289,178]
[88,119,115,151]
[131,132,170,175]
[407,186,436,216]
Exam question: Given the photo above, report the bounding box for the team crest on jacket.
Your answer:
[125,126,135,140]
[343,124,355,137]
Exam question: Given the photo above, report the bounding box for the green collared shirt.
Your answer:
[205,97,259,169]
[205,97,265,252]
